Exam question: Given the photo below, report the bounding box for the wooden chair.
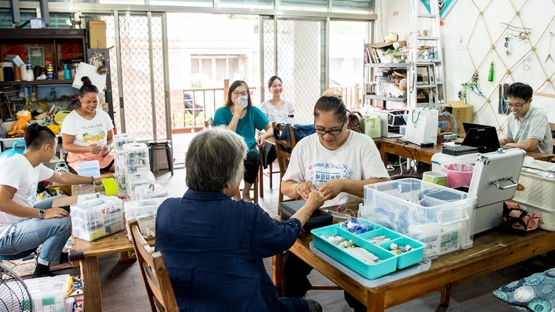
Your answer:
[274,123,299,215]
[129,219,179,312]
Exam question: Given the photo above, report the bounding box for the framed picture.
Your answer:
[29,47,45,67]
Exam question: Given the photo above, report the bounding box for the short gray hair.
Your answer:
[186,127,247,192]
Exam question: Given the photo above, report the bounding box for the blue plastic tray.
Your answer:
[312,220,425,278]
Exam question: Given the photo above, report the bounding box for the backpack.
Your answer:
[346,110,363,133]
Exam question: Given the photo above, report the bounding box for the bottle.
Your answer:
[24,87,29,105]
[46,61,54,80]
[31,86,37,102]
[488,62,494,82]
[26,60,34,81]
[63,64,71,80]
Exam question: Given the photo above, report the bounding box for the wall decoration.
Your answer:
[420,0,459,19]
[29,47,45,67]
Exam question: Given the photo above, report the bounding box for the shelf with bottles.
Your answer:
[0,29,85,85]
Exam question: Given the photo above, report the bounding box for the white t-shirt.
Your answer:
[0,154,54,238]
[260,100,295,123]
[61,109,114,147]
[282,131,389,206]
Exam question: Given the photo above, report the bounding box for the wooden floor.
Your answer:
[86,165,555,312]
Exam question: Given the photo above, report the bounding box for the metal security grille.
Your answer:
[277,19,326,124]
[117,13,167,141]
[262,17,276,104]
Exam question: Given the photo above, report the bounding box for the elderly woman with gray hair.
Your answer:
[155,128,325,312]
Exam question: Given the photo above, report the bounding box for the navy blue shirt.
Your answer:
[155,189,302,311]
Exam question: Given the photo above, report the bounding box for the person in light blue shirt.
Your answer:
[213,80,273,202]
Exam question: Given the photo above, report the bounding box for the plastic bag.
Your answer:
[441,163,474,188]
[501,201,540,232]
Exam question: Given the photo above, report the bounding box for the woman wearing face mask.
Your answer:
[213,80,273,202]
[260,76,295,123]
[61,76,115,173]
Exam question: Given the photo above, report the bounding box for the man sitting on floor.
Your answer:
[0,123,109,277]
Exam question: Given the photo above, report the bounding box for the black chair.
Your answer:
[148,140,174,176]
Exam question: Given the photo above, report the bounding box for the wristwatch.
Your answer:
[38,209,45,219]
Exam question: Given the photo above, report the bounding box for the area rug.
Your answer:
[68,275,84,312]
[493,268,555,312]
[1,258,73,278]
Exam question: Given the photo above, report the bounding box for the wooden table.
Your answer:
[378,138,554,166]
[272,218,555,312]
[69,230,154,311]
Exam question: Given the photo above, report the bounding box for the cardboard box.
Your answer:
[88,20,106,49]
[440,101,473,135]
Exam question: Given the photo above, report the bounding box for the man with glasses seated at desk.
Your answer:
[499,82,553,154]
[0,124,108,278]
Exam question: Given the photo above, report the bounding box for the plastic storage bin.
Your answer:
[70,196,124,241]
[123,143,149,173]
[360,178,477,259]
[311,220,424,279]
[23,274,72,312]
[125,168,156,200]
[124,197,166,241]
[135,183,168,200]
[113,133,136,153]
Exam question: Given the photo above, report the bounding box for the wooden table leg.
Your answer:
[366,289,385,312]
[80,256,102,312]
[380,145,389,166]
[440,284,452,306]
[272,253,284,297]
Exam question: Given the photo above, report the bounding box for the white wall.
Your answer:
[377,0,555,135]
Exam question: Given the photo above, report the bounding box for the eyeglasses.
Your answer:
[232,91,248,96]
[314,121,345,136]
[507,101,527,109]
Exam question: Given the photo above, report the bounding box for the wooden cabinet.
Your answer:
[0,28,86,87]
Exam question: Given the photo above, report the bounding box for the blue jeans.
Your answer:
[0,196,71,266]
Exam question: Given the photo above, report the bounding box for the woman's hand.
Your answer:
[100,145,110,157]
[305,190,325,210]
[89,144,102,154]
[295,181,314,200]
[319,179,344,201]
[232,101,244,117]
[257,136,265,147]
[44,207,69,219]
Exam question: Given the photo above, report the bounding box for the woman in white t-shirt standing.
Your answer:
[62,76,115,173]
[259,76,295,123]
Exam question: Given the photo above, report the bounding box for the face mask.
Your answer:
[238,96,248,108]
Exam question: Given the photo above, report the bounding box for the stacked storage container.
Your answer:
[360,178,477,259]
[112,133,136,189]
[124,197,167,241]
[126,168,156,200]
[70,195,124,241]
